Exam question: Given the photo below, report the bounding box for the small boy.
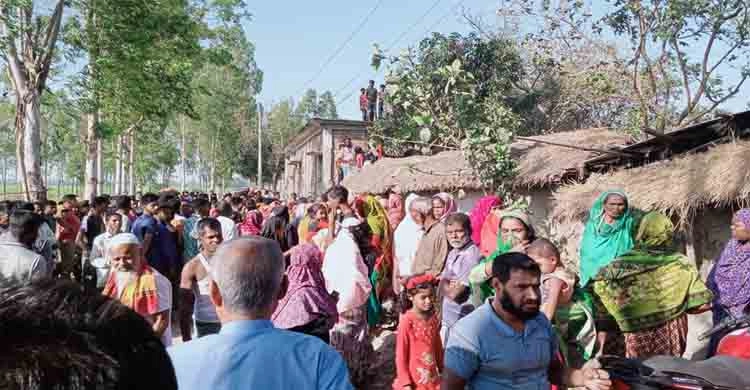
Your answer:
[359,88,368,121]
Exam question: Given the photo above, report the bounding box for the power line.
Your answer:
[297,0,385,95]
[333,0,467,105]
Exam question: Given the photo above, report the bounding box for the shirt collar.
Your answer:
[219,319,275,338]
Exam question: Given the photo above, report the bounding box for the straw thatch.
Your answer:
[513,128,631,188]
[341,128,629,194]
[341,150,481,194]
[552,139,750,226]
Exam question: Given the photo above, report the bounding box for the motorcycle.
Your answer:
[598,313,750,390]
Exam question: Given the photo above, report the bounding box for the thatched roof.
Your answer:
[552,139,750,226]
[513,128,631,188]
[341,150,482,194]
[342,128,629,194]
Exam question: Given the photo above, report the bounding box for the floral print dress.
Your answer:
[393,310,443,390]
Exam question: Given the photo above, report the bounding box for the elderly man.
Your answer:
[102,233,173,346]
[0,210,50,282]
[440,212,483,345]
[168,236,352,390]
[411,196,449,276]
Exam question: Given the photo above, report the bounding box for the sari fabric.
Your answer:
[359,195,394,326]
[479,213,500,257]
[432,192,457,222]
[322,219,372,314]
[239,210,263,236]
[591,212,712,333]
[708,208,750,318]
[469,196,502,246]
[394,194,424,279]
[579,191,637,286]
[387,193,405,230]
[272,244,339,329]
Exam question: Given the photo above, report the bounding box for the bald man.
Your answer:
[102,233,172,346]
[168,236,353,390]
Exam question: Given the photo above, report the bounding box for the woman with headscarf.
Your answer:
[238,203,263,236]
[300,204,329,244]
[707,208,750,354]
[272,244,339,343]
[323,218,373,387]
[393,194,424,294]
[468,209,536,303]
[266,206,299,250]
[578,190,638,356]
[355,194,394,327]
[387,192,405,230]
[469,195,502,247]
[591,212,712,359]
[431,192,457,222]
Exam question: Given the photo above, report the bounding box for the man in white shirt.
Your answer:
[90,212,123,289]
[216,201,238,241]
[102,233,173,346]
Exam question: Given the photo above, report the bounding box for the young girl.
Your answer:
[393,274,443,390]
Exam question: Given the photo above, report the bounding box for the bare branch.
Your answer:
[38,0,65,91]
[691,73,748,123]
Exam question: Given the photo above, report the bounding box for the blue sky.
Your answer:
[244,0,501,120]
[244,0,748,121]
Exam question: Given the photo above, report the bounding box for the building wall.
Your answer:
[284,132,322,197]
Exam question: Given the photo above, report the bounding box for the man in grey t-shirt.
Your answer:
[0,210,50,282]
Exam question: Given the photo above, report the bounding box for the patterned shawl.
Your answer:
[272,244,339,329]
[358,194,394,326]
[239,210,263,236]
[433,192,457,222]
[102,265,159,317]
[469,196,502,246]
[579,190,637,287]
[708,208,750,318]
[592,212,712,332]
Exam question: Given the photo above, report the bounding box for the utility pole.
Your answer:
[257,103,263,188]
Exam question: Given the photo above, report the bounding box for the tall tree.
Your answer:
[318,91,338,119]
[0,1,65,201]
[296,89,319,120]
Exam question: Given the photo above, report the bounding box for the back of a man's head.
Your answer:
[0,279,177,390]
[327,186,349,204]
[212,236,284,318]
[9,210,43,246]
[217,201,234,218]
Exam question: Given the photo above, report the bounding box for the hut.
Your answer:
[550,110,750,272]
[283,119,369,197]
[342,128,631,236]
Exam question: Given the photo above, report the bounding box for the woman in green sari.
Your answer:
[468,209,536,303]
[591,211,713,358]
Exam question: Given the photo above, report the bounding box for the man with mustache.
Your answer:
[439,212,482,345]
[102,233,173,346]
[442,252,612,390]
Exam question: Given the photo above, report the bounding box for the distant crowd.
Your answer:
[359,79,389,122]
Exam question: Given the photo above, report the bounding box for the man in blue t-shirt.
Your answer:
[442,252,612,390]
[131,193,160,267]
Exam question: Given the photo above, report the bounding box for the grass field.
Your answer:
[0,183,80,201]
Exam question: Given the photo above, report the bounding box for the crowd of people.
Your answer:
[0,185,747,389]
[334,136,383,184]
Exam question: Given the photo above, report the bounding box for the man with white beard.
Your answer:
[102,233,173,346]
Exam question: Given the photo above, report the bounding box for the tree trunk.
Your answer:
[114,135,122,194]
[83,111,99,202]
[180,116,187,192]
[21,93,45,201]
[96,136,103,195]
[128,129,136,195]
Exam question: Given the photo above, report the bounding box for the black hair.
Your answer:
[116,196,132,211]
[14,202,34,212]
[526,238,561,261]
[327,185,349,203]
[445,212,472,236]
[157,196,176,211]
[105,211,123,221]
[79,200,90,209]
[399,274,437,314]
[217,201,233,218]
[61,194,78,203]
[197,218,222,238]
[0,279,178,390]
[260,216,288,252]
[491,252,541,284]
[230,196,243,207]
[140,193,159,205]
[9,210,44,243]
[46,200,57,208]
[191,197,210,210]
[93,196,109,207]
[360,88,366,92]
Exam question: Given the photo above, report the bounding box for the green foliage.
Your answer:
[376,32,525,194]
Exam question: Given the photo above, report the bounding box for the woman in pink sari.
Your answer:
[387,192,405,230]
[469,196,503,247]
